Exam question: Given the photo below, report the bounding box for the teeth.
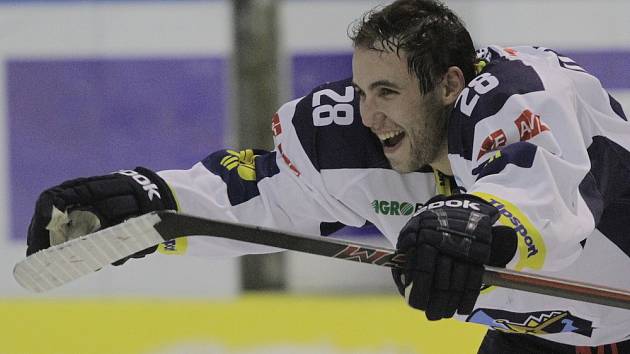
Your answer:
[377,130,403,141]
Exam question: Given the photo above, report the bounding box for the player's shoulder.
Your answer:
[456,46,549,121]
[449,46,560,161]
[276,78,390,171]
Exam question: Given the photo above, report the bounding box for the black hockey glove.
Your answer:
[26,167,177,265]
[392,194,517,321]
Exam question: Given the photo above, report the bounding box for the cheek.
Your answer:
[399,108,421,131]
[397,97,422,123]
[358,100,374,127]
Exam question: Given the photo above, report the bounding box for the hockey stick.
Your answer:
[13,211,630,310]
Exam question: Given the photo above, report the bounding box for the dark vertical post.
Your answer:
[232,0,285,290]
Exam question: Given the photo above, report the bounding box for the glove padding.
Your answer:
[392,194,516,320]
[26,167,177,265]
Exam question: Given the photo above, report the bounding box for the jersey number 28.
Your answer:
[459,73,499,117]
[311,86,355,127]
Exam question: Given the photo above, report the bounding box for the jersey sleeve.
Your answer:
[449,46,619,272]
[155,79,374,258]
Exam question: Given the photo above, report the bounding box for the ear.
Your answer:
[440,66,465,105]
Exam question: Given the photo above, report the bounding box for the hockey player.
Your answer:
[25,0,630,352]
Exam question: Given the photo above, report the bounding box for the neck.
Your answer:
[429,140,452,176]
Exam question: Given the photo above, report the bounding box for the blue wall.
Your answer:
[9,49,628,241]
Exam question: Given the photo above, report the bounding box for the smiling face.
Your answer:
[352,46,451,173]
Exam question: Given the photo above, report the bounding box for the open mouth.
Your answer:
[379,130,405,149]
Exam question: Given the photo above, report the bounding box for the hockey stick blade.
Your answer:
[13,212,165,293]
[13,211,630,311]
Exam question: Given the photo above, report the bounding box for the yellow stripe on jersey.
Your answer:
[158,237,188,255]
[157,186,188,255]
[433,170,453,196]
[473,192,547,271]
[158,180,187,255]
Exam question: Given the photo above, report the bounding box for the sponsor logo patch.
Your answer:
[476,109,550,161]
[371,200,421,216]
[515,109,550,141]
[477,129,507,160]
[490,199,538,258]
[473,193,546,271]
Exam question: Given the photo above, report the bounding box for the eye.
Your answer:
[354,87,366,100]
[378,87,397,97]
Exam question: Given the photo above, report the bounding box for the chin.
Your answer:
[387,150,426,173]
[387,157,415,174]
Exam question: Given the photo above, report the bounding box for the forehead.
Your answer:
[351,47,413,88]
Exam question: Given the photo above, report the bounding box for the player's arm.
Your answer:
[25,79,368,262]
[155,79,373,257]
[449,54,609,274]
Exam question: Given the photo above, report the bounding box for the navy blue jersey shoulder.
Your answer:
[292,78,390,171]
[449,58,545,161]
[202,149,280,206]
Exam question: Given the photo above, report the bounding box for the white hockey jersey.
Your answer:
[157,45,630,346]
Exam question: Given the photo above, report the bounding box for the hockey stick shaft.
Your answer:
[13,211,630,310]
[154,212,630,310]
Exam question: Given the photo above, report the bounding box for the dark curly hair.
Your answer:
[349,0,476,94]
